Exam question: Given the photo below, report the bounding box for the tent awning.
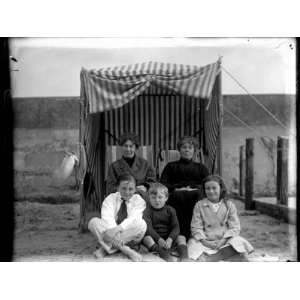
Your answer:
[80,60,221,113]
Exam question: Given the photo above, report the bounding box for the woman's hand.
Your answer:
[136,185,147,192]
[185,187,198,191]
[175,186,198,192]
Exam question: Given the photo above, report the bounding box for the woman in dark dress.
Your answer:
[160,136,209,247]
[106,132,156,199]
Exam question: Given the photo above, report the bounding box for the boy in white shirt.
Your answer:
[88,174,147,261]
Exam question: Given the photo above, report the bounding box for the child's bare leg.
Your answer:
[120,245,143,262]
[203,246,239,262]
[120,219,147,245]
[94,246,107,259]
[143,236,173,261]
[176,235,190,261]
[214,245,237,261]
[226,253,249,262]
[223,250,249,262]
[88,218,119,255]
[143,236,157,251]
[111,238,143,262]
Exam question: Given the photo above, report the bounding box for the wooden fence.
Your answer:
[239,136,289,210]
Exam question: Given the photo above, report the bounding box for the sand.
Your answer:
[13,199,297,262]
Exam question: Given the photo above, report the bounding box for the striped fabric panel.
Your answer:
[157,150,179,178]
[165,150,181,163]
[103,89,205,166]
[79,113,105,230]
[81,60,220,114]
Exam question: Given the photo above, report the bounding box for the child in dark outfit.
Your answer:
[143,183,189,261]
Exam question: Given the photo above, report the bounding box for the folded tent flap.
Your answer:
[105,145,154,179]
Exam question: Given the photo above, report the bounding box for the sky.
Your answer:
[9,37,296,98]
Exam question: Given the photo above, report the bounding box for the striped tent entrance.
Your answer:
[79,60,222,231]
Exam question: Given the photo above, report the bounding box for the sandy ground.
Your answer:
[13,199,297,262]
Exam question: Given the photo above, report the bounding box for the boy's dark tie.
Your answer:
[116,199,128,224]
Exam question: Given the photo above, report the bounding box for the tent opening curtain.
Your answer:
[203,73,222,173]
[103,89,206,169]
[79,112,106,231]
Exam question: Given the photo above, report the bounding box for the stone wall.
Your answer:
[13,94,296,201]
[13,98,81,202]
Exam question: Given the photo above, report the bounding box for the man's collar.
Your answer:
[116,192,131,203]
[203,198,223,207]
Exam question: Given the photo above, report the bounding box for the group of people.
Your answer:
[87,133,254,262]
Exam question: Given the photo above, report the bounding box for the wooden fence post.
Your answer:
[245,138,255,210]
[239,145,245,196]
[276,136,289,205]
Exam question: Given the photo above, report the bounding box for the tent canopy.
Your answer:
[80,60,221,113]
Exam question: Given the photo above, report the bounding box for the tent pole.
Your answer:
[78,97,85,232]
[218,69,223,176]
[99,112,106,201]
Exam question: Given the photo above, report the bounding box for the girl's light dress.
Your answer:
[188,198,254,260]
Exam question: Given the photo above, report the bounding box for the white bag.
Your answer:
[54,153,78,181]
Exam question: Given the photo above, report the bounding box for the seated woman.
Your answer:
[160,136,209,248]
[106,132,156,199]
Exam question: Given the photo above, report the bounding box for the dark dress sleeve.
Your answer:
[167,206,180,241]
[160,163,172,189]
[143,205,161,242]
[200,163,209,179]
[188,163,209,188]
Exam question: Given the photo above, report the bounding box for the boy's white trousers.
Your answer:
[88,217,146,254]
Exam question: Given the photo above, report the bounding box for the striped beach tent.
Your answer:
[79,60,222,231]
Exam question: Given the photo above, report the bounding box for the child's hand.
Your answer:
[216,238,228,249]
[103,227,122,243]
[165,237,173,249]
[201,239,218,249]
[158,238,168,249]
[111,236,123,249]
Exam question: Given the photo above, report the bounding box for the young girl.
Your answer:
[88,174,147,261]
[188,175,254,261]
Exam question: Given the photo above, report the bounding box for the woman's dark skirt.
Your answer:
[167,189,203,239]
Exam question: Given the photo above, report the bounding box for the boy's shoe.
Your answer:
[180,257,194,262]
[149,244,159,253]
[170,249,180,257]
[94,247,107,259]
[126,241,141,252]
